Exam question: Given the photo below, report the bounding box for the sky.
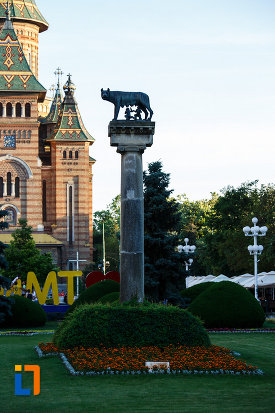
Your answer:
[38,0,275,212]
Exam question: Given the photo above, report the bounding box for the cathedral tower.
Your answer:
[0,3,95,270]
[0,0,48,78]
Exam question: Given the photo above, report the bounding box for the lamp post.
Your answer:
[243,217,268,301]
[177,238,196,272]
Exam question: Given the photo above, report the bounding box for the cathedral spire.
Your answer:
[40,69,64,124]
[0,0,49,33]
[47,75,94,143]
[0,9,46,100]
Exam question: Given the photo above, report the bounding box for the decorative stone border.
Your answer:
[208,329,275,333]
[35,346,264,377]
[0,330,55,336]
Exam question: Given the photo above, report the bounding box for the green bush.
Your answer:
[97,291,119,304]
[5,295,46,327]
[67,280,119,314]
[188,281,265,328]
[54,303,210,349]
[181,282,213,302]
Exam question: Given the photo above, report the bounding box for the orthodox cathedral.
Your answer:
[0,1,95,270]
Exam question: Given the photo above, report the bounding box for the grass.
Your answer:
[0,328,275,412]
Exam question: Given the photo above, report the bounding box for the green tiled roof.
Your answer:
[41,83,63,124]
[0,17,46,100]
[47,76,94,143]
[0,1,48,33]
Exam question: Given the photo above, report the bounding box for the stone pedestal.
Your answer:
[109,121,155,303]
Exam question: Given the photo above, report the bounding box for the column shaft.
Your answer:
[120,150,144,302]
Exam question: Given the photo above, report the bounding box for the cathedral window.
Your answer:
[16,103,22,117]
[63,151,67,159]
[67,184,74,245]
[0,103,3,117]
[0,178,3,198]
[6,103,12,117]
[25,103,31,118]
[17,130,21,139]
[22,130,26,139]
[7,172,11,196]
[28,130,31,139]
[42,180,47,221]
[15,177,20,198]
[75,151,79,159]
[69,151,73,159]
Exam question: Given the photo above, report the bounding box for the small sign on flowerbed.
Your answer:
[35,343,264,376]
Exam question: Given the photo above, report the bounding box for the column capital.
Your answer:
[108,120,155,151]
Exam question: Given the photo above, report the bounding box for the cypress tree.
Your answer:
[144,161,185,304]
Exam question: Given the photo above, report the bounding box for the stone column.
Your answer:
[109,121,155,303]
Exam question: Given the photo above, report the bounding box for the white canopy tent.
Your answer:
[186,271,275,289]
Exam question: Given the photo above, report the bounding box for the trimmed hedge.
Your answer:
[188,281,265,328]
[97,292,119,304]
[5,295,46,327]
[181,282,213,302]
[67,280,119,314]
[54,303,210,349]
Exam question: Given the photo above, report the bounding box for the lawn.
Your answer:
[1,326,275,413]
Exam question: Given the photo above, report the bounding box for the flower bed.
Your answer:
[36,343,263,376]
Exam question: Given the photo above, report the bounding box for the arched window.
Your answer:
[7,172,11,196]
[0,103,3,117]
[25,103,31,117]
[17,130,21,139]
[16,103,22,117]
[28,130,31,139]
[22,130,26,139]
[69,151,73,159]
[4,207,17,225]
[0,177,3,198]
[6,103,12,117]
[15,177,20,198]
[42,180,47,221]
[75,151,79,159]
[63,151,67,159]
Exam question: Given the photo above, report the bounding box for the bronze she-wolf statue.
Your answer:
[101,88,153,121]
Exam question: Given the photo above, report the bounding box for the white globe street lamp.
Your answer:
[177,238,196,272]
[243,217,268,301]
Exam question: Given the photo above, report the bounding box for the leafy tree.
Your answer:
[3,219,56,283]
[180,181,275,276]
[0,208,12,325]
[144,161,185,304]
[0,208,8,270]
[93,195,120,272]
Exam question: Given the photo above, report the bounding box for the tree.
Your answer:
[185,181,275,276]
[144,161,185,304]
[93,195,120,272]
[3,219,56,283]
[0,208,12,325]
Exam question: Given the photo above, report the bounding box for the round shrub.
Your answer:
[54,303,210,349]
[188,281,265,328]
[67,280,119,314]
[5,295,46,327]
[97,292,119,304]
[181,282,213,302]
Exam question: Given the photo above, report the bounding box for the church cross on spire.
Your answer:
[54,67,63,88]
[55,67,63,87]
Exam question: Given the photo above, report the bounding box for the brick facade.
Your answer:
[0,2,94,270]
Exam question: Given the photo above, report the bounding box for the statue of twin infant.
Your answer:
[101,88,153,121]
